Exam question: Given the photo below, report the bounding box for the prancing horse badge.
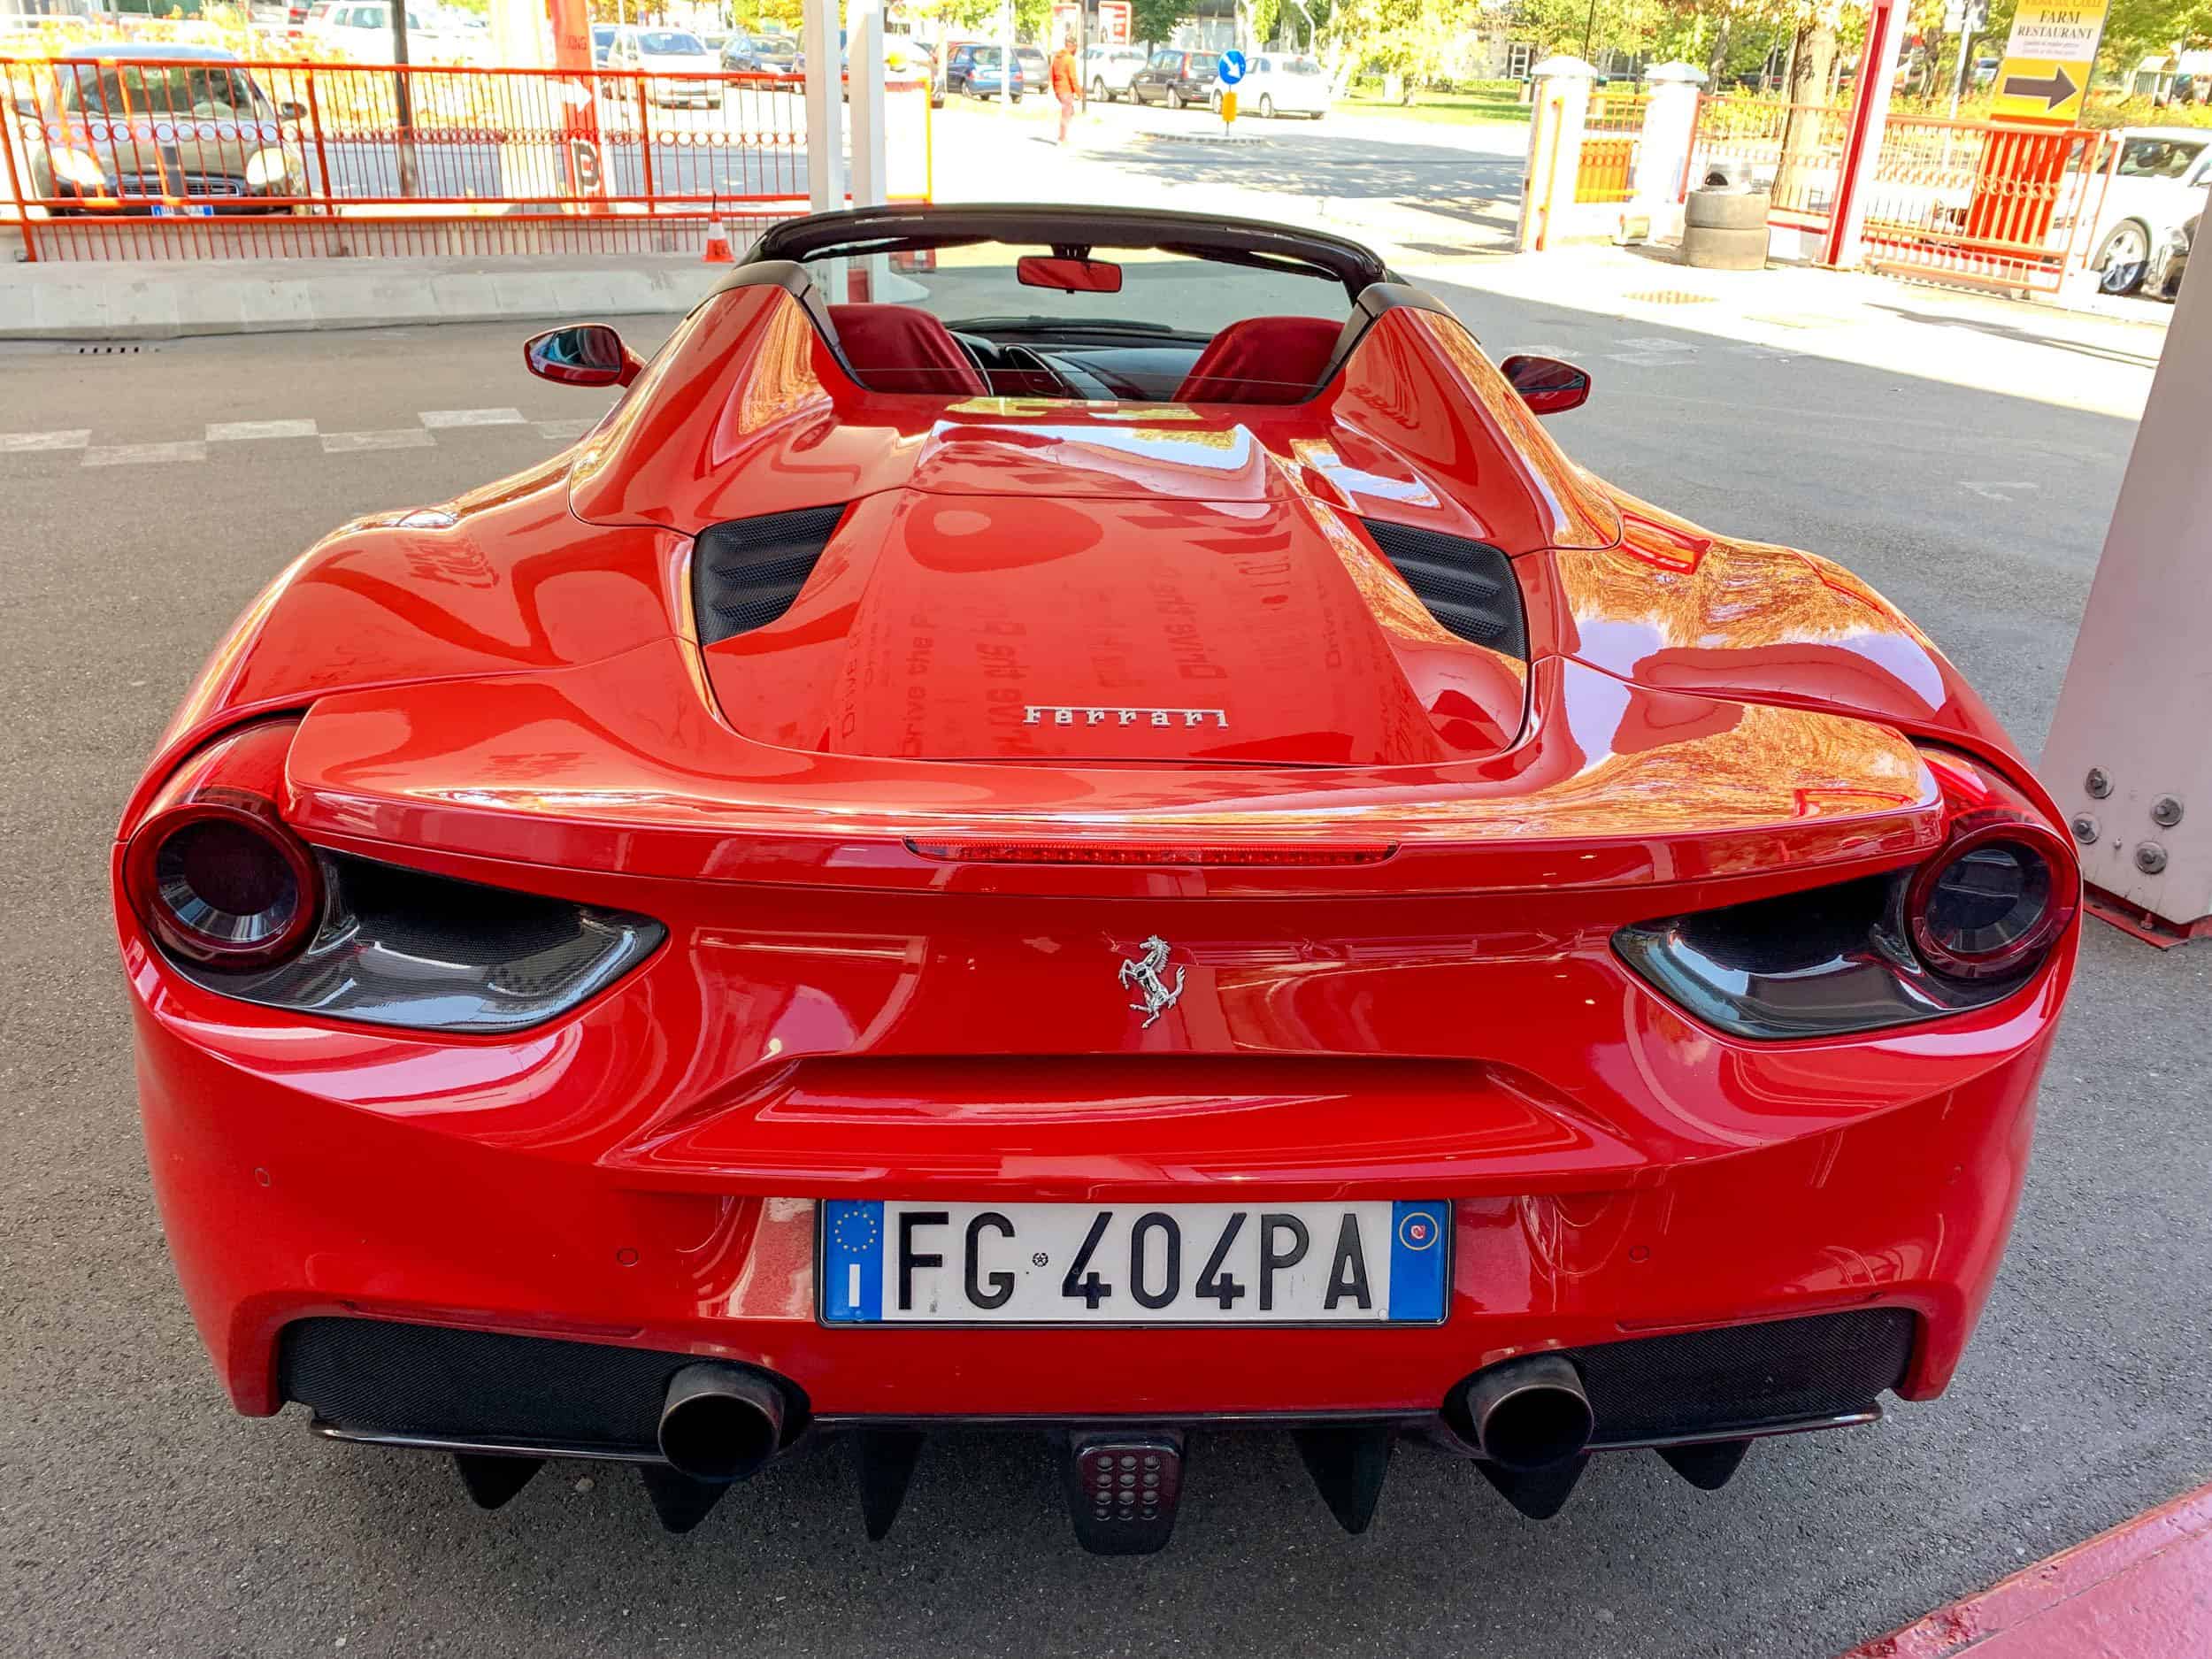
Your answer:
[1116,935,1186,1028]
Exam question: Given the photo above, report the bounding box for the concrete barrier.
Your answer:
[3,253,715,340]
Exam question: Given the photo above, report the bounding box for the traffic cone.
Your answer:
[702,212,733,265]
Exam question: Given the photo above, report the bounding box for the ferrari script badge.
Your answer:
[1117,935,1186,1028]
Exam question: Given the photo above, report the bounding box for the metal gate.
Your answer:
[1859,118,2109,293]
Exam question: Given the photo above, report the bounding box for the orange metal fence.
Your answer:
[1686,96,1847,232]
[0,54,929,262]
[1573,91,1646,205]
[1859,117,2109,293]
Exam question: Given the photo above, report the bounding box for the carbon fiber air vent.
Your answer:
[1357,517,1526,658]
[691,503,849,645]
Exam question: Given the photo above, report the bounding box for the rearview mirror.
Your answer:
[1016,254,1124,294]
[1501,354,1591,415]
[523,323,642,388]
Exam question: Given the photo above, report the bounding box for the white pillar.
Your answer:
[803,0,845,212]
[2039,258,2212,937]
[488,0,557,204]
[999,0,1014,109]
[1625,61,1705,242]
[1517,55,1594,254]
[848,0,887,207]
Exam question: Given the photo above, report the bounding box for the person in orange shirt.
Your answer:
[1051,32,1079,142]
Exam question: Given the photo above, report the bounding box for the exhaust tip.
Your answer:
[658,1363,786,1484]
[1462,1354,1594,1472]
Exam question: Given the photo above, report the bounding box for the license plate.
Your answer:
[819,1201,1449,1325]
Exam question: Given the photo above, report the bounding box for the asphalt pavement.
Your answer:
[2,267,2207,1659]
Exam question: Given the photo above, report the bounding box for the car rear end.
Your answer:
[118,499,2077,1549]
[1269,55,1331,116]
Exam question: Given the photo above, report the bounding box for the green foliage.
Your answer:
[2102,0,2212,67]
[1129,0,1181,45]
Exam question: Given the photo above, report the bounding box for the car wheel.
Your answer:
[1090,76,1105,100]
[1167,87,1182,109]
[2096,221,2150,295]
[1259,94,1273,118]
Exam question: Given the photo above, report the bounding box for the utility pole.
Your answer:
[389,0,417,197]
[1580,0,1599,65]
[1944,0,1986,118]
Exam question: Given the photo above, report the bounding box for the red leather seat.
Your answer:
[828,303,987,396]
[1174,315,1345,404]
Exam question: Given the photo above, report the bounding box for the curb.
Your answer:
[1135,127,1268,146]
[1841,1482,2212,1657]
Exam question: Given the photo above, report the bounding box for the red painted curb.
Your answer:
[1843,1483,2212,1658]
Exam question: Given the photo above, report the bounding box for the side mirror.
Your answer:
[1017,253,1123,293]
[278,100,307,120]
[523,323,641,388]
[1501,353,1591,415]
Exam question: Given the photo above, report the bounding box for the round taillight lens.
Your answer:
[127,803,319,970]
[1908,825,2072,980]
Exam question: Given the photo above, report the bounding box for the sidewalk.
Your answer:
[1842,1483,2212,1657]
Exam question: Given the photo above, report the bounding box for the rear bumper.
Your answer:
[127,904,2059,1426]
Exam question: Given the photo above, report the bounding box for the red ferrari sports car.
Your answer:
[116,204,2079,1552]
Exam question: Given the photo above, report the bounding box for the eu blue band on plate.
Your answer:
[821,1199,885,1321]
[1387,1201,1450,1321]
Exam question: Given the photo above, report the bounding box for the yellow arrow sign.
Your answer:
[1990,57,2090,121]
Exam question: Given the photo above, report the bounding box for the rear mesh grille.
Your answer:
[1357,517,1525,657]
[1574,1310,1915,1444]
[279,1317,805,1454]
[691,503,848,645]
[282,1309,1906,1455]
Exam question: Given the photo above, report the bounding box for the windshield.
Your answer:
[2118,138,2205,179]
[1284,57,1323,75]
[964,46,1003,66]
[810,241,1352,402]
[637,30,704,54]
[58,61,260,116]
[755,35,796,57]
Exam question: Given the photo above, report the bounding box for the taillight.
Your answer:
[1908,750,2077,982]
[1613,747,2077,1041]
[123,721,321,971]
[122,718,664,1031]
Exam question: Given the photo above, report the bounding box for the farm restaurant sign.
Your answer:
[1989,0,2110,124]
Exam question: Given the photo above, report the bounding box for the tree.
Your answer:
[1130,0,1182,47]
[1318,0,1483,98]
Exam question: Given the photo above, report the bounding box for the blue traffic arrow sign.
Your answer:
[1217,50,1247,86]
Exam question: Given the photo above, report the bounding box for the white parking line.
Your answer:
[1,429,92,453]
[206,419,320,442]
[82,442,207,467]
[535,419,599,442]
[321,429,437,454]
[420,407,526,429]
